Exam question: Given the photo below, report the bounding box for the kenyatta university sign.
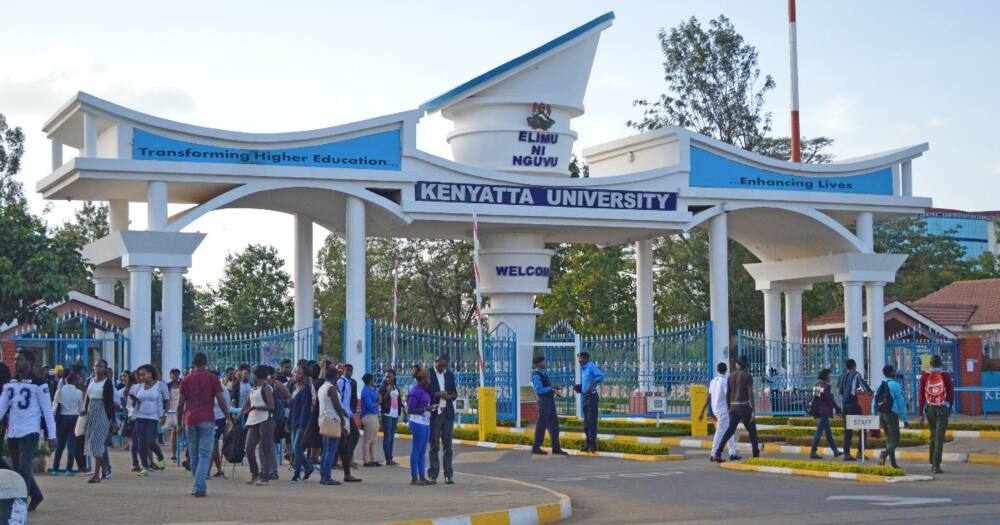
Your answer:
[416,181,677,211]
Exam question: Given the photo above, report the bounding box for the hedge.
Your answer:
[782,436,928,448]
[557,420,697,437]
[397,423,671,455]
[744,457,905,476]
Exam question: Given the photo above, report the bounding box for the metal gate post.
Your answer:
[574,333,583,420]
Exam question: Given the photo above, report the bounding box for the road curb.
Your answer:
[718,462,934,484]
[384,473,573,525]
[396,432,684,461]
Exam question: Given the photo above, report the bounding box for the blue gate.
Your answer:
[3,311,130,373]
[738,330,845,415]
[541,320,579,417]
[183,321,320,371]
[366,319,518,421]
[885,328,959,414]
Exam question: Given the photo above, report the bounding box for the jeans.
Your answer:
[811,416,838,452]
[361,414,380,463]
[9,433,42,502]
[428,413,454,479]
[715,405,759,458]
[130,420,140,467]
[245,418,276,479]
[185,422,215,493]
[409,421,429,478]
[711,412,738,457]
[583,393,599,451]
[52,414,78,471]
[926,405,950,468]
[842,398,862,456]
[291,429,313,478]
[135,418,161,469]
[533,397,562,451]
[319,436,340,482]
[880,412,900,460]
[381,415,398,462]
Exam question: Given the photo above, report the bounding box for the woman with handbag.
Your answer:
[243,366,276,486]
[316,366,348,486]
[406,367,433,486]
[81,359,118,483]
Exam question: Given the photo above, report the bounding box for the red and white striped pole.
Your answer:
[391,264,398,368]
[471,213,486,388]
[788,0,801,163]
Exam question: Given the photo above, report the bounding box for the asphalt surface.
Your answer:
[410,441,1000,524]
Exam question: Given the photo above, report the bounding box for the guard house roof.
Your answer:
[419,11,615,113]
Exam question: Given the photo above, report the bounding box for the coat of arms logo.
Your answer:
[526,102,556,131]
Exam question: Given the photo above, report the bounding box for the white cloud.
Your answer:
[815,94,857,134]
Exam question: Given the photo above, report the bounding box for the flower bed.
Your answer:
[744,457,904,476]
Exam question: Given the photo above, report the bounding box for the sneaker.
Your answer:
[303,469,313,481]
[245,477,258,485]
[102,467,112,480]
[27,495,42,512]
[833,450,844,458]
[343,475,362,482]
[193,491,206,498]
[933,466,943,474]
[386,460,399,466]
[137,469,149,477]
[552,449,569,456]
[320,479,341,486]
[47,469,60,476]
[445,477,454,485]
[64,470,76,477]
[729,455,742,461]
[255,478,269,486]
[289,476,301,484]
[809,453,823,459]
[158,459,167,470]
[213,471,226,478]
[131,466,142,472]
[531,449,548,455]
[712,455,726,463]
[844,454,856,462]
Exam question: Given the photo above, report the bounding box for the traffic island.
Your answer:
[719,457,933,483]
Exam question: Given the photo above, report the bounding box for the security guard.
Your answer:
[531,356,567,455]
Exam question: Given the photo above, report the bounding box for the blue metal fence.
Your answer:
[5,310,130,372]
[541,321,580,417]
[737,330,845,416]
[885,328,959,414]
[183,320,319,371]
[366,319,518,421]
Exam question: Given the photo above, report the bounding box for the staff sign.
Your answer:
[846,415,879,430]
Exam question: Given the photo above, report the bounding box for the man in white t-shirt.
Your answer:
[698,362,739,462]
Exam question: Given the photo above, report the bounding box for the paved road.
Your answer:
[421,442,1000,524]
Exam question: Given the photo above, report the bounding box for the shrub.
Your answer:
[782,436,927,448]
[744,457,904,476]
[557,420,696,437]
[399,423,671,455]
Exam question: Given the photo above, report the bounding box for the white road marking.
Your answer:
[826,495,952,507]
[546,471,682,482]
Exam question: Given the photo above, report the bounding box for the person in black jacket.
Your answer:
[427,354,458,484]
[377,369,405,466]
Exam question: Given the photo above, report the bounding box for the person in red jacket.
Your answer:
[918,355,955,474]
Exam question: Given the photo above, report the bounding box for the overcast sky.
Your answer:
[3,1,998,286]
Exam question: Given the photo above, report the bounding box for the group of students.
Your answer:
[700,354,956,473]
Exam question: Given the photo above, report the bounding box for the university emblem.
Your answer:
[526,102,556,131]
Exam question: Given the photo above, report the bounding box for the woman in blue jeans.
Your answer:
[317,366,347,485]
[406,367,432,486]
[378,369,405,466]
[130,365,168,476]
[810,368,844,459]
[289,364,315,483]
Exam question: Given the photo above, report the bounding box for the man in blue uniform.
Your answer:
[531,356,567,455]
[575,352,604,453]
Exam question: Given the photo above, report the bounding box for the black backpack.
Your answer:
[875,381,894,414]
[807,391,821,418]
[222,423,247,464]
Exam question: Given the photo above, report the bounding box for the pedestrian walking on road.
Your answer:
[243,366,277,486]
[838,359,870,461]
[316,366,347,486]
[288,364,315,483]
[531,356,567,455]
[808,368,843,459]
[336,364,362,477]
[873,365,908,468]
[428,354,458,484]
[49,371,83,476]
[0,350,57,511]
[177,352,232,497]
[699,362,739,462]
[82,359,118,484]
[378,369,404,466]
[360,373,382,466]
[576,352,604,453]
[919,355,955,474]
[712,355,759,462]
[407,367,433,486]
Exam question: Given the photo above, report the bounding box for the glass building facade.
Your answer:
[920,211,995,260]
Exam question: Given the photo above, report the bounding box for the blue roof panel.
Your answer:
[420,11,615,112]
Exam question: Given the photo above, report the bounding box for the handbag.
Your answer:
[319,412,342,438]
[75,412,88,436]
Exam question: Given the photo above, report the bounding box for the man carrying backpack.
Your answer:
[918,355,955,474]
[838,359,871,461]
[872,365,908,468]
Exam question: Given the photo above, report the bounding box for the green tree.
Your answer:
[755,136,835,164]
[52,201,109,293]
[537,244,636,335]
[0,114,89,326]
[211,244,293,333]
[875,217,972,301]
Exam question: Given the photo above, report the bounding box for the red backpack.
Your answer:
[924,370,947,406]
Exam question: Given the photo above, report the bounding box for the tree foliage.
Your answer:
[537,244,635,334]
[210,244,293,333]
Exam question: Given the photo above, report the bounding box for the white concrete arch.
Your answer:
[684,203,868,262]
[165,180,412,235]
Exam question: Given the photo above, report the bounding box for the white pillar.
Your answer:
[709,213,730,366]
[901,160,913,197]
[83,112,97,158]
[784,289,803,343]
[122,280,131,309]
[294,214,314,363]
[635,239,654,392]
[93,277,115,302]
[842,281,865,377]
[147,181,168,231]
[109,200,129,232]
[762,289,782,375]
[856,212,874,252]
[51,140,63,170]
[866,282,886,385]
[161,268,184,375]
[345,196,366,375]
[128,266,154,368]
